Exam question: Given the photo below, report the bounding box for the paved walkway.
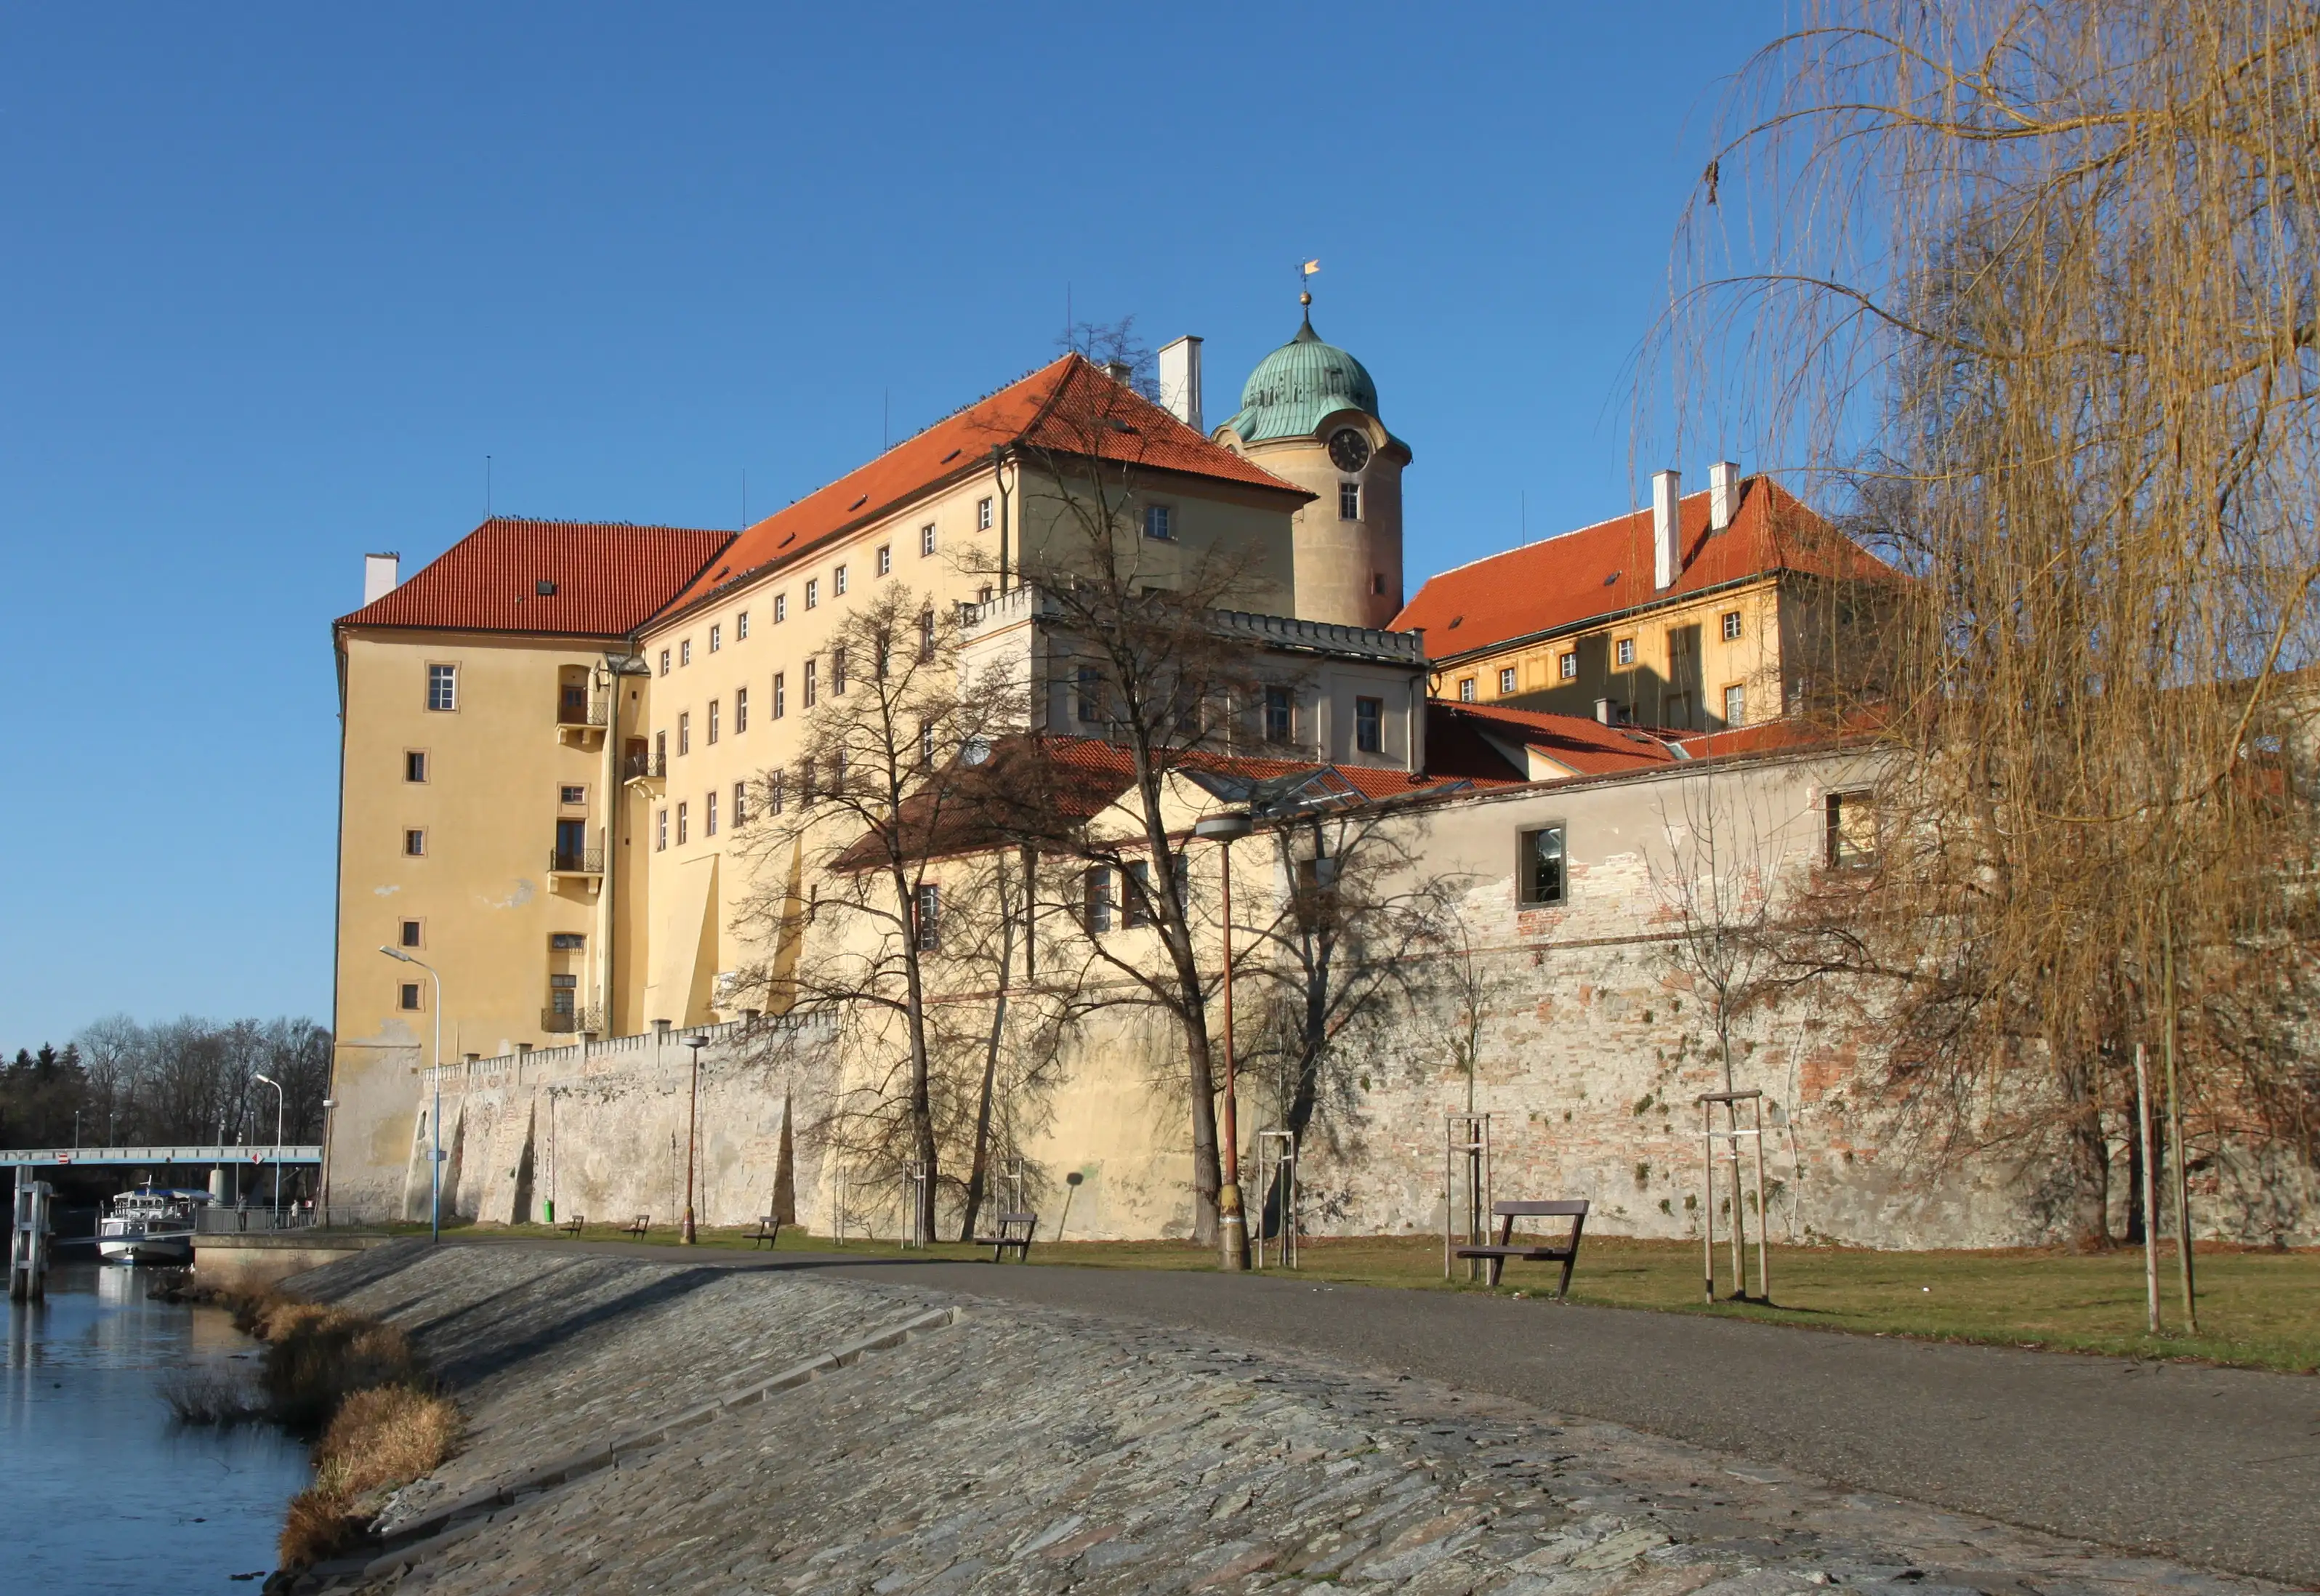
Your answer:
[442,1241,2319,1586]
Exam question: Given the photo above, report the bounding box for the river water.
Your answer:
[2,1261,310,1592]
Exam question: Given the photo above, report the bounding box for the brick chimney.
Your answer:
[1709,460,1741,531]
[1652,469,1682,589]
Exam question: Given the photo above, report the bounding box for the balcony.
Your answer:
[539,1005,605,1036]
[548,847,605,876]
[623,748,666,789]
[556,696,611,749]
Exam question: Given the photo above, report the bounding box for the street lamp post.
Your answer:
[681,1034,707,1244]
[379,946,444,1242]
[251,1073,285,1220]
[319,1097,337,1228]
[1195,809,1256,1273]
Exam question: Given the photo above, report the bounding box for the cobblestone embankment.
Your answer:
[282,1244,2281,1595]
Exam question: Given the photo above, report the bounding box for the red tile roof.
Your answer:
[1394,477,1891,663]
[665,355,1310,617]
[1433,701,1678,776]
[337,518,733,637]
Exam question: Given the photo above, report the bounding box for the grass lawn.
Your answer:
[407,1219,2320,1376]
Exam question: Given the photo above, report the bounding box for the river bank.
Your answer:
[265,1241,2289,1594]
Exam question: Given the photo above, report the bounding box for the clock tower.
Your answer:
[1212,299,1411,630]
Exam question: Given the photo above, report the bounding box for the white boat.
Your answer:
[95,1186,209,1265]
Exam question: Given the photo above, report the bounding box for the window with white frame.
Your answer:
[773,671,785,718]
[680,638,692,666]
[876,544,891,576]
[831,645,847,696]
[734,685,748,733]
[677,712,690,755]
[658,648,671,676]
[1558,650,1577,681]
[920,523,937,557]
[709,623,721,653]
[705,790,717,837]
[767,770,784,814]
[1721,610,1743,641]
[707,700,720,744]
[1723,682,1747,725]
[977,496,994,531]
[560,783,586,805]
[803,659,817,707]
[1143,504,1174,541]
[774,592,787,623]
[656,808,667,851]
[427,664,458,711]
[1339,482,1360,520]
[805,579,818,609]
[1082,866,1113,933]
[676,801,689,845]
[736,610,749,640]
[834,563,848,597]
[915,883,941,951]
[1458,677,1476,702]
[732,780,747,827]
[1122,860,1152,929]
[1499,666,1516,695]
[1614,637,1636,666]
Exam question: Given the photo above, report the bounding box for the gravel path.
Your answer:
[276,1243,2298,1594]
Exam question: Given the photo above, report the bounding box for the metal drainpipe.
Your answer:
[597,653,622,1036]
[991,446,1013,592]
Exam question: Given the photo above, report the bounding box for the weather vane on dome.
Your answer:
[1298,258,1320,309]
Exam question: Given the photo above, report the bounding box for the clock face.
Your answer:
[1328,427,1372,472]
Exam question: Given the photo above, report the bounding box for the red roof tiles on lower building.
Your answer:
[338,518,733,637]
[1431,700,1680,777]
[1393,477,1890,663]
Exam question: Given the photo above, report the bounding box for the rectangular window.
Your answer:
[805,579,819,609]
[1123,860,1151,929]
[1372,571,1387,595]
[1826,791,1877,868]
[978,584,994,605]
[1143,504,1174,541]
[834,563,848,597]
[1721,610,1743,642]
[1558,651,1577,681]
[1518,825,1566,907]
[656,808,667,851]
[1264,685,1294,743]
[734,685,749,733]
[1615,637,1636,667]
[709,623,722,653]
[915,883,941,952]
[550,932,587,951]
[805,660,818,707]
[560,783,586,806]
[919,718,935,767]
[919,609,935,661]
[1082,866,1113,934]
[653,729,666,772]
[1339,482,1360,520]
[427,664,458,711]
[706,791,718,837]
[680,638,692,666]
[977,496,994,531]
[799,758,816,808]
[768,770,784,815]
[677,712,690,755]
[1355,696,1383,754]
[1498,667,1516,696]
[1458,677,1476,703]
[732,780,747,827]
[920,523,937,557]
[831,646,847,696]
[405,749,427,783]
[399,982,422,1012]
[549,972,577,1017]
[677,802,689,845]
[708,701,721,744]
[774,593,788,623]
[773,672,786,719]
[876,544,891,576]
[658,648,671,677]
[404,828,426,857]
[1723,683,1746,726]
[736,610,749,641]
[399,919,422,948]
[1076,666,1101,724]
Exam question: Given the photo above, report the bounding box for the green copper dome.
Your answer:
[1224,314,1390,444]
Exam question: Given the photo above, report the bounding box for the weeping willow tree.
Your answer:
[1668,2,2320,1244]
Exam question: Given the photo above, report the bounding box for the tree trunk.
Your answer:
[958,862,1015,1244]
[2061,1052,2111,1250]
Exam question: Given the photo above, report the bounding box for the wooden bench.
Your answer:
[749,1214,784,1249]
[1454,1199,1588,1295]
[972,1211,1038,1262]
[558,1213,585,1236]
[621,1214,651,1239]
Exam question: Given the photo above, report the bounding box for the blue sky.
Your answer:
[0,3,1785,1049]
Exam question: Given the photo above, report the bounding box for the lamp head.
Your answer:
[253,1073,278,1087]
[378,945,414,964]
[1194,810,1254,842]
[682,1034,709,1053]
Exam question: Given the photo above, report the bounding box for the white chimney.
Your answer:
[363,552,400,605]
[1157,334,1204,432]
[1652,469,1682,589]
[1709,460,1741,531]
